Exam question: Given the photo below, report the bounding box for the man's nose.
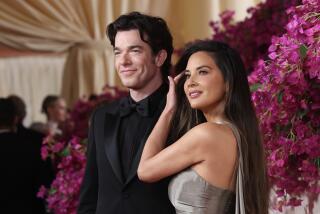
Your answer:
[119,52,131,65]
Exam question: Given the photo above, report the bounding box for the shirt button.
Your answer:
[122,193,130,199]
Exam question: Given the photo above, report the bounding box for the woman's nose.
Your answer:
[186,75,198,88]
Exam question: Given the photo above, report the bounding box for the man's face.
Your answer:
[114,30,162,91]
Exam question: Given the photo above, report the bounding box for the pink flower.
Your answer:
[210,0,301,70]
[268,52,277,60]
[37,185,47,198]
[52,142,64,153]
[41,147,48,160]
[247,0,320,211]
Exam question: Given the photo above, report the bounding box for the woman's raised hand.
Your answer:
[164,72,184,114]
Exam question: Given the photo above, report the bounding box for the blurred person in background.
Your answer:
[31,95,69,137]
[8,95,45,140]
[0,97,53,214]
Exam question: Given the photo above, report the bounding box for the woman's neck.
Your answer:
[202,101,227,123]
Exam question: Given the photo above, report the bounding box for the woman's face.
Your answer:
[183,51,227,112]
[48,98,67,123]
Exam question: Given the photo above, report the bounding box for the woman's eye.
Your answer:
[184,73,191,79]
[199,70,208,75]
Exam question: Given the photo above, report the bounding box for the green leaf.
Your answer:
[315,157,320,169]
[250,83,262,92]
[49,188,57,195]
[288,130,296,141]
[297,109,308,119]
[277,91,284,104]
[60,147,70,157]
[81,138,88,145]
[299,44,308,59]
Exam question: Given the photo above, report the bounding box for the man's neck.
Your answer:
[130,80,163,102]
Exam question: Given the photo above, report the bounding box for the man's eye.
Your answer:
[114,51,120,55]
[132,49,141,53]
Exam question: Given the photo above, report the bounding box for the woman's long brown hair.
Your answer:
[169,40,270,214]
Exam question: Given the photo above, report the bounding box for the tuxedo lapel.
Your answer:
[104,113,123,184]
[124,98,166,186]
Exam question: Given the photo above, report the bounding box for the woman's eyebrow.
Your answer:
[195,65,212,70]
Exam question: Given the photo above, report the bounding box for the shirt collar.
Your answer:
[120,83,168,117]
[145,83,168,115]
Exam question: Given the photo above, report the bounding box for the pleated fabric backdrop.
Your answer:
[0,0,260,123]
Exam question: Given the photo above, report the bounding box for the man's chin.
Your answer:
[121,81,140,90]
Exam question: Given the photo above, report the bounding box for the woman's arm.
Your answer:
[139,107,174,163]
[139,76,177,163]
[138,122,213,182]
[138,75,210,182]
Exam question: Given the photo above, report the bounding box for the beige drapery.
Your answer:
[0,0,261,106]
[0,55,66,125]
[0,0,114,106]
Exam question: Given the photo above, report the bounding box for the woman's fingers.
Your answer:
[173,71,185,83]
[168,76,175,94]
[168,76,175,88]
[165,76,177,112]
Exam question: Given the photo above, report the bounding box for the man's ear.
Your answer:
[155,50,167,67]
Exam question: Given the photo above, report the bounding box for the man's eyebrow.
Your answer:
[114,45,143,51]
[128,45,143,50]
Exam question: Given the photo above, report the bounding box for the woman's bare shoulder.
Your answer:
[187,122,237,149]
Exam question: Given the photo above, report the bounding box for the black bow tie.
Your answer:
[119,97,149,117]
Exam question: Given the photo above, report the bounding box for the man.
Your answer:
[8,95,54,212]
[78,12,175,214]
[0,98,51,214]
[8,95,45,140]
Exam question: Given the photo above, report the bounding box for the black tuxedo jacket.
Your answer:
[0,131,53,214]
[78,97,175,214]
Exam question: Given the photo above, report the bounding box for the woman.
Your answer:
[138,40,269,213]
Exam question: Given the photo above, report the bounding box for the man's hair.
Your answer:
[107,11,173,78]
[41,95,59,116]
[0,98,15,127]
[8,95,26,122]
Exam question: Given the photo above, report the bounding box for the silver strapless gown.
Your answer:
[168,122,245,214]
[168,168,235,214]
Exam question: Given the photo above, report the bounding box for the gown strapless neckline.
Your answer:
[168,168,235,214]
[188,168,234,193]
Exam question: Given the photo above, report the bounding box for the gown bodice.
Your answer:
[168,121,245,214]
[168,168,235,214]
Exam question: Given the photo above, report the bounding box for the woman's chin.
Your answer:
[190,104,201,110]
